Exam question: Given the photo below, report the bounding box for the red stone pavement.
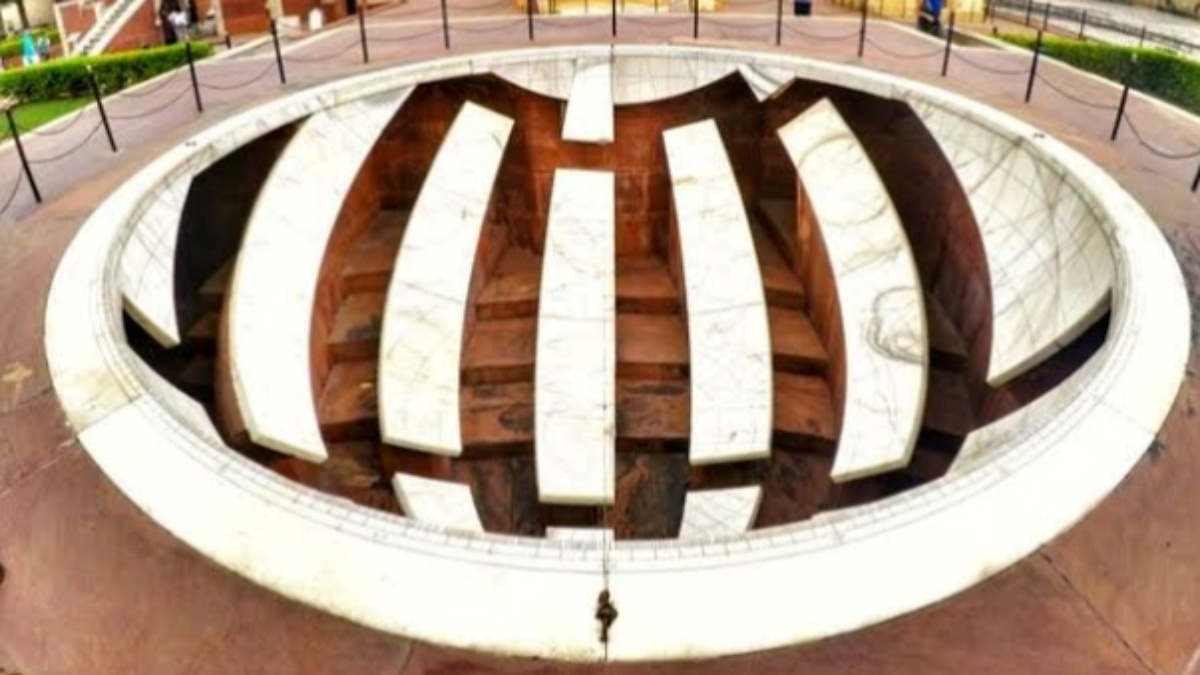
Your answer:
[2,5,1200,674]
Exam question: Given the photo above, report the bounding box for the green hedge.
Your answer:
[0,42,212,102]
[1003,34,1200,114]
[0,28,62,60]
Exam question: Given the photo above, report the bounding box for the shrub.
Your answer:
[1003,34,1200,114]
[0,28,62,60]
[0,42,212,102]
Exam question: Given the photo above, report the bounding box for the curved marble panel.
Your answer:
[910,97,1114,386]
[562,60,614,143]
[46,45,1189,663]
[118,171,190,346]
[777,99,928,483]
[227,89,410,463]
[679,486,763,539]
[663,119,773,466]
[535,169,617,505]
[378,101,515,455]
[391,473,485,533]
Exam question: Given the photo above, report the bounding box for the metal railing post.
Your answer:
[185,39,203,112]
[86,65,117,152]
[358,7,370,63]
[527,0,534,40]
[857,0,867,58]
[1024,28,1041,103]
[692,0,699,39]
[5,107,40,203]
[1078,9,1086,40]
[439,0,450,49]
[941,12,955,77]
[270,19,287,83]
[1111,83,1130,140]
[775,0,783,45]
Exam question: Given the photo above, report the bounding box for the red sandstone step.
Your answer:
[185,312,220,351]
[769,308,827,376]
[476,248,542,320]
[755,197,797,261]
[268,441,396,513]
[616,256,680,314]
[926,294,970,372]
[340,210,407,296]
[318,360,378,442]
[462,317,537,385]
[617,314,688,380]
[751,226,806,310]
[329,292,385,362]
[773,373,837,452]
[176,355,214,399]
[921,368,975,449]
[198,262,232,311]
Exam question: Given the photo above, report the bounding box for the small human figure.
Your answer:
[20,30,37,67]
[170,8,189,41]
[595,589,618,644]
[36,34,49,62]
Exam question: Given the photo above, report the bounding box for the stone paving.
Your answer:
[3,5,1200,674]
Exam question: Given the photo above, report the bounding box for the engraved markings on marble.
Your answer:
[228,89,411,463]
[535,169,618,505]
[777,99,928,482]
[379,102,515,455]
[663,119,773,467]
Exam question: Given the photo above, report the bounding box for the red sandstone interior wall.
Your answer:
[795,181,845,435]
[220,0,270,35]
[57,1,101,42]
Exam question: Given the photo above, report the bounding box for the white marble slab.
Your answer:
[391,473,485,533]
[777,99,928,483]
[545,527,613,545]
[678,486,762,539]
[535,169,617,505]
[562,61,614,144]
[227,90,409,464]
[663,119,773,467]
[736,64,795,102]
[119,173,190,347]
[379,102,515,456]
[911,97,1114,386]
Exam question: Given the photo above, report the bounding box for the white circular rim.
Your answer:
[44,44,1190,663]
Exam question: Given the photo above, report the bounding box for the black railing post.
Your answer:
[983,0,991,23]
[1040,1,1049,29]
[5,107,40,204]
[358,7,370,62]
[941,12,955,76]
[224,33,232,50]
[86,66,117,153]
[185,39,203,112]
[1191,161,1200,192]
[439,0,450,49]
[1024,29,1042,102]
[526,0,534,40]
[614,0,619,37]
[1078,9,1086,40]
[775,0,782,45]
[270,19,287,83]
[857,0,867,58]
[1138,24,1146,47]
[692,0,699,39]
[1111,82,1130,140]
[1024,0,1033,25]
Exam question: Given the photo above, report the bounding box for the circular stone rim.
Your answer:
[44,44,1190,663]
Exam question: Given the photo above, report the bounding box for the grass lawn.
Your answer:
[0,97,90,139]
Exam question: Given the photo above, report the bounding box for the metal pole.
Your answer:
[775,0,782,45]
[1111,83,1130,140]
[614,0,619,37]
[692,0,699,39]
[358,7,369,63]
[439,0,450,49]
[1192,161,1200,192]
[941,12,955,76]
[857,0,867,58]
[185,39,203,112]
[1024,29,1041,102]
[86,66,117,152]
[1078,9,1086,40]
[526,0,534,40]
[5,108,40,204]
[1138,24,1146,47]
[270,19,287,83]
[1040,1,1049,29]
[224,33,232,50]
[1024,0,1032,25]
